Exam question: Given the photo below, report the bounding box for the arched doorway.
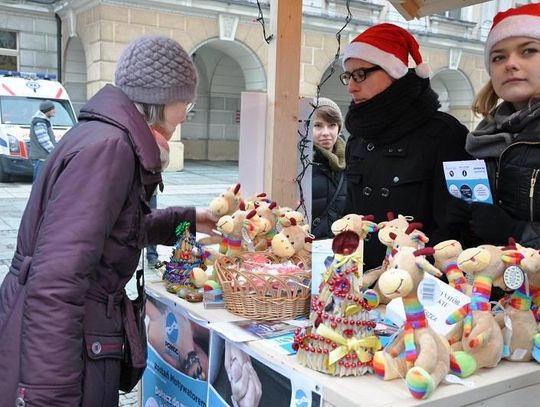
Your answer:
[63,36,87,115]
[431,68,475,129]
[181,39,266,161]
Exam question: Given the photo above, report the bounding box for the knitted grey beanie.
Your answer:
[312,97,343,129]
[39,100,55,113]
[114,35,198,104]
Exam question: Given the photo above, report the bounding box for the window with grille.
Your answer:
[0,30,18,71]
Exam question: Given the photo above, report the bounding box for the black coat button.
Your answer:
[363,187,372,196]
[367,143,375,151]
[380,188,390,197]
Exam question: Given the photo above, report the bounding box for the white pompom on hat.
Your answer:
[343,23,430,79]
[484,3,540,73]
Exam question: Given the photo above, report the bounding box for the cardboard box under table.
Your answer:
[144,281,540,407]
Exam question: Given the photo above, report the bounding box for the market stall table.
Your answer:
[146,281,540,406]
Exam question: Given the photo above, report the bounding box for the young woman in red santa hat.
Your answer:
[341,23,470,271]
[450,3,540,250]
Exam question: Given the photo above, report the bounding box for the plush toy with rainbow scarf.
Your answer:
[372,246,451,400]
[215,203,261,256]
[494,244,540,363]
[433,240,471,296]
[445,245,504,378]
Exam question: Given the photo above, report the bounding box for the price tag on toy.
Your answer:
[503,265,524,290]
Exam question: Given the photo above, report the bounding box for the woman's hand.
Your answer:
[195,208,219,236]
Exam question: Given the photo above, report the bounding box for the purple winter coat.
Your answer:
[0,84,195,406]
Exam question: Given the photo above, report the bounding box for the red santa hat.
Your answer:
[484,3,540,71]
[343,23,430,79]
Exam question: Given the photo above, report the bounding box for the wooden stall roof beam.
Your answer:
[388,0,489,20]
[265,0,302,208]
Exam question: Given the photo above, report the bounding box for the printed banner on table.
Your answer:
[443,159,493,203]
[142,294,210,407]
[207,332,322,407]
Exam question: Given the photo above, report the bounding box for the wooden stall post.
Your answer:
[265,0,303,208]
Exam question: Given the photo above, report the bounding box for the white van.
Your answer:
[0,71,77,181]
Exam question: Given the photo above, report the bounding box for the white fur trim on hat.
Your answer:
[484,15,540,71]
[343,42,408,79]
[415,62,430,78]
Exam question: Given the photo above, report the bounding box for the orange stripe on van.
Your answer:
[2,84,15,95]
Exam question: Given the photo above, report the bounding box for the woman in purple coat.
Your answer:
[0,36,217,406]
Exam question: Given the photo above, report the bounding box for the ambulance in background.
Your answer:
[0,70,77,181]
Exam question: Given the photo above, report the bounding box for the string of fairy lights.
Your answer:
[255,0,352,221]
[256,0,352,223]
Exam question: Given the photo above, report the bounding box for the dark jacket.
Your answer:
[488,142,540,247]
[344,72,470,270]
[311,146,347,239]
[466,99,540,249]
[0,85,195,406]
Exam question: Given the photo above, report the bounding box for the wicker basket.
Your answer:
[214,252,311,320]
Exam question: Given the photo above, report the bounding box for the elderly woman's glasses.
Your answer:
[186,102,195,113]
[339,66,382,85]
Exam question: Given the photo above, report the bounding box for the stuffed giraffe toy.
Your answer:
[365,222,428,305]
[372,247,451,400]
[216,203,261,256]
[253,200,280,251]
[494,244,540,363]
[271,217,313,266]
[433,240,470,296]
[445,245,504,378]
[201,183,243,251]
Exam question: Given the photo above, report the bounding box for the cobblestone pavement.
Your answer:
[0,160,238,406]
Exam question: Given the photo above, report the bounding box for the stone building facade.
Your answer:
[0,0,529,169]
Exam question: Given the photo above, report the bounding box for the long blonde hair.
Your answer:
[473,80,540,118]
[472,81,500,118]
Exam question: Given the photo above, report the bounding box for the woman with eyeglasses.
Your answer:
[341,23,470,271]
[0,36,217,406]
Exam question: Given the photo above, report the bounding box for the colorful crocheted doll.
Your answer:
[294,215,380,377]
[163,221,208,295]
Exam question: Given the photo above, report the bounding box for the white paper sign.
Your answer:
[443,159,493,203]
[385,273,471,335]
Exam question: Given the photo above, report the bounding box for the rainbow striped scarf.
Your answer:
[403,295,428,362]
[531,286,540,322]
[444,262,467,293]
[446,275,492,337]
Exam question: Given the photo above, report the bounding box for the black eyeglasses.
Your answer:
[339,66,383,85]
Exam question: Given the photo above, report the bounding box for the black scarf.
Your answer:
[344,70,441,145]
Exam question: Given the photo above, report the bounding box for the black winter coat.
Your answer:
[344,72,470,270]
[311,148,347,239]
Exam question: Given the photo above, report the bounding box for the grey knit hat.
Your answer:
[114,35,198,104]
[312,97,343,130]
[39,100,55,113]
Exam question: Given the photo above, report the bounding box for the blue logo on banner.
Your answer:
[165,312,178,343]
[294,389,309,407]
